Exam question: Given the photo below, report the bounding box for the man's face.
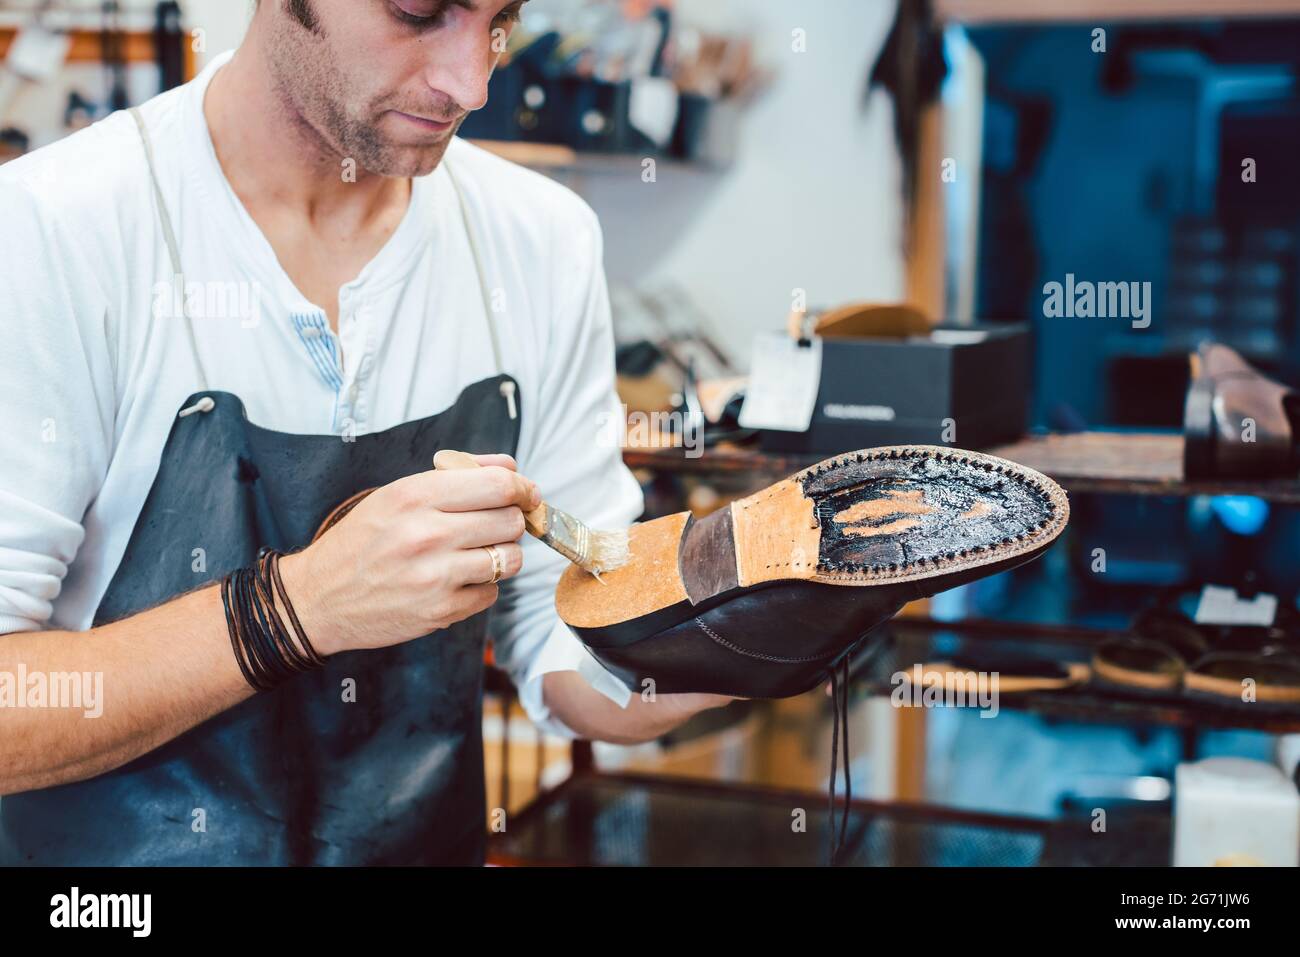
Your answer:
[262,0,525,177]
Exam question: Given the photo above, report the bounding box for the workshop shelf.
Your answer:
[489,771,1171,866]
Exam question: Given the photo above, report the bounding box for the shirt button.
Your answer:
[302,327,322,339]
[348,384,360,403]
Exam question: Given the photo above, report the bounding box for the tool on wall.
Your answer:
[0,124,30,164]
[867,0,949,249]
[63,89,95,131]
[101,0,129,112]
[0,0,68,124]
[153,1,185,92]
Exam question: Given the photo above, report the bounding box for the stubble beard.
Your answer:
[265,12,460,179]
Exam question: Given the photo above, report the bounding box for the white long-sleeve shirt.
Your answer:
[0,50,641,736]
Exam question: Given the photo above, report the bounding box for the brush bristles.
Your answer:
[584,529,631,575]
[536,505,631,576]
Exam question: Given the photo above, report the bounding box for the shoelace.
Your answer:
[827,655,852,865]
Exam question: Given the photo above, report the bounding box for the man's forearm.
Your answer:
[0,585,254,796]
[1,595,726,793]
[542,671,734,745]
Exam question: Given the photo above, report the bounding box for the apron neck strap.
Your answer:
[131,106,212,393]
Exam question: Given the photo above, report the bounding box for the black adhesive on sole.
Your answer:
[799,448,1059,578]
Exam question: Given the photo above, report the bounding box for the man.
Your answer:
[0,0,730,865]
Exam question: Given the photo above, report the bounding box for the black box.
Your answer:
[760,323,1031,455]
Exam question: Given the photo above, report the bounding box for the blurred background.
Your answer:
[7,0,1300,866]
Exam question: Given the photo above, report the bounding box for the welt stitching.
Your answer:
[693,617,836,664]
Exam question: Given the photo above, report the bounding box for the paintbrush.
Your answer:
[433,449,630,578]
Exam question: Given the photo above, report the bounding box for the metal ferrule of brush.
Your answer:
[539,507,591,568]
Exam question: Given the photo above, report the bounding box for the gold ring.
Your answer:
[482,545,504,585]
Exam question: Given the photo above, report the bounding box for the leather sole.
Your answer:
[558,445,1069,642]
[900,660,1090,696]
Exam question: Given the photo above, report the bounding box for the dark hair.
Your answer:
[255,0,322,34]
[286,0,322,33]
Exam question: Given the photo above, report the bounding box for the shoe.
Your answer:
[557,445,1070,698]
[1184,649,1300,706]
[1184,343,1299,479]
[1092,600,1300,706]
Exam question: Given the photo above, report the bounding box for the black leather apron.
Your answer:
[0,110,520,865]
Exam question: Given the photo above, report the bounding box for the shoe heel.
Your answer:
[1183,374,1216,479]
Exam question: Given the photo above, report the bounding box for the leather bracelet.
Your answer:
[260,550,326,674]
[220,550,323,692]
[239,562,299,689]
[241,564,288,687]
[221,573,260,691]
[232,566,270,689]
[251,554,310,674]
[258,547,324,669]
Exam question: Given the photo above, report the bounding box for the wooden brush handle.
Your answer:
[433,449,485,471]
[433,449,547,537]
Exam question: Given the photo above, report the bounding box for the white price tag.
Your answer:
[629,77,679,149]
[1193,585,1277,628]
[738,332,822,433]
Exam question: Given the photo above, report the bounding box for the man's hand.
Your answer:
[283,454,739,745]
[279,453,538,657]
[542,671,740,745]
[650,691,740,725]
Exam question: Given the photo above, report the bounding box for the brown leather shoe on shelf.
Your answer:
[1184,342,1300,479]
[557,445,1070,698]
